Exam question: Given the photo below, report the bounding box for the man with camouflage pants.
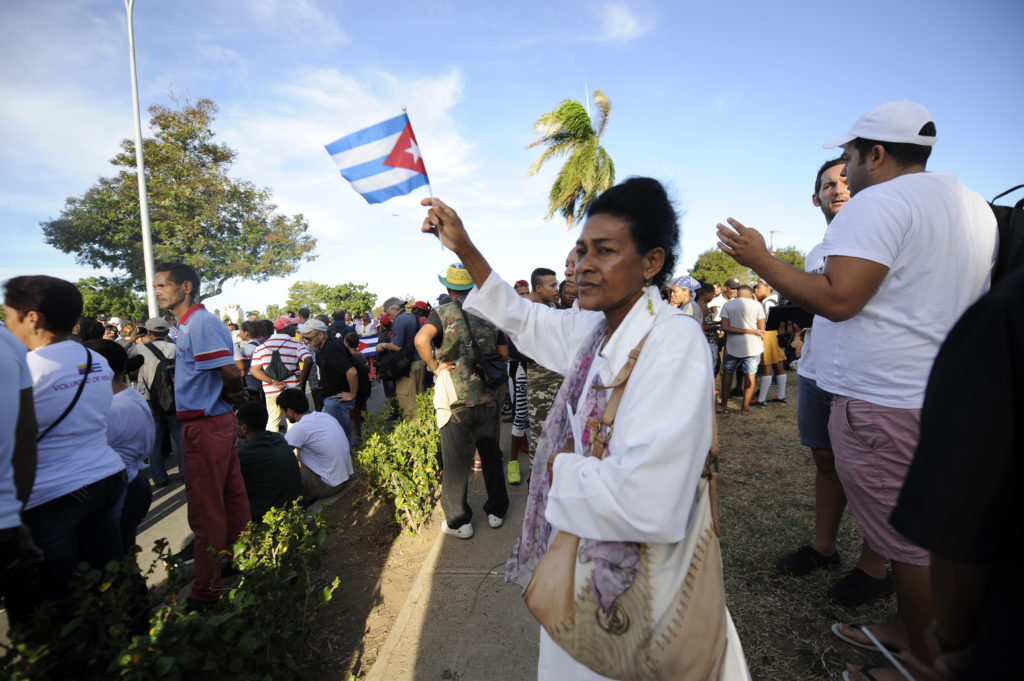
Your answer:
[415,264,509,539]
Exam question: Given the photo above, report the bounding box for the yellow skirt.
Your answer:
[761,330,786,365]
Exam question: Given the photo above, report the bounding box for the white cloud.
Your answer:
[595,3,650,42]
[249,0,348,47]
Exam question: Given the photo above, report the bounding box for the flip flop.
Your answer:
[831,623,904,659]
[842,666,881,681]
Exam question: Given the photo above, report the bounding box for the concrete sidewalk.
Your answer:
[366,439,540,681]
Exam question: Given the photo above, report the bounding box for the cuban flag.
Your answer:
[325,113,430,204]
[357,334,379,357]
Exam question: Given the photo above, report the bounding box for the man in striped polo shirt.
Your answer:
[153,262,250,610]
[249,317,312,433]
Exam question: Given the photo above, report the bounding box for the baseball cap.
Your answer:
[273,315,294,331]
[143,316,169,333]
[382,297,406,312]
[379,314,391,325]
[411,301,428,311]
[108,316,123,326]
[298,319,328,335]
[724,278,741,289]
[437,263,474,291]
[823,100,936,149]
[514,279,529,288]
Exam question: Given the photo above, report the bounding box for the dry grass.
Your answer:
[716,377,896,680]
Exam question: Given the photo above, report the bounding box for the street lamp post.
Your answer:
[125,0,158,318]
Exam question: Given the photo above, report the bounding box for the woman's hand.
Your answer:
[420,197,494,289]
[421,198,473,253]
[547,436,575,481]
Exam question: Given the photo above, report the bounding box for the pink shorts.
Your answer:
[828,396,930,566]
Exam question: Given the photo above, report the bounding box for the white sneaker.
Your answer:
[487,514,504,529]
[442,521,474,539]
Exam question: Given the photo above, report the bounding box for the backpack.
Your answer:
[990,185,1024,284]
[265,347,292,382]
[143,342,176,414]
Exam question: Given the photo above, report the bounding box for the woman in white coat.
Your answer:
[421,179,748,681]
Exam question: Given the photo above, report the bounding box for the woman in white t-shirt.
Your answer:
[3,276,126,618]
[86,339,156,552]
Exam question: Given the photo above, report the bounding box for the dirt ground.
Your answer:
[305,477,438,681]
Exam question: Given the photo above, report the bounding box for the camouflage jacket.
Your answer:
[434,299,502,408]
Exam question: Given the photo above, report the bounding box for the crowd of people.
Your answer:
[0,99,1016,680]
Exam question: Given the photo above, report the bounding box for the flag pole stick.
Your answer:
[404,106,442,251]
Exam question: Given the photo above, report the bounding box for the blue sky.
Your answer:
[2,0,1021,315]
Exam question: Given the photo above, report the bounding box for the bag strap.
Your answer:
[38,348,93,443]
[991,184,1024,203]
[456,300,493,372]
[587,323,723,537]
[588,330,654,459]
[143,341,167,362]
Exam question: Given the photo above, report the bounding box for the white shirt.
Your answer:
[719,297,765,358]
[813,171,997,408]
[465,273,713,543]
[285,411,353,487]
[0,327,31,529]
[797,243,827,381]
[26,341,125,509]
[107,386,156,482]
[709,294,728,322]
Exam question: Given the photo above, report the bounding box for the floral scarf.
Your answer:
[505,318,641,611]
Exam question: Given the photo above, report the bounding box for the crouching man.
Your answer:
[275,388,354,501]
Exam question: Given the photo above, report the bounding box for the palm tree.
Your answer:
[528,89,615,228]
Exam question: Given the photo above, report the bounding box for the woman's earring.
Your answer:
[646,284,656,316]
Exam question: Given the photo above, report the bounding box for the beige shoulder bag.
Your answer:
[523,332,728,680]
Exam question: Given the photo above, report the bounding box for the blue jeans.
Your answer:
[150,411,183,483]
[18,471,126,612]
[322,396,354,443]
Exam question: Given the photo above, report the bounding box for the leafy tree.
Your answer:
[265,304,284,320]
[689,249,753,287]
[284,281,377,318]
[41,98,317,301]
[76,276,148,320]
[528,89,615,227]
[773,245,805,271]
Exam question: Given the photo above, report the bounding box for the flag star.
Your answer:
[405,141,421,164]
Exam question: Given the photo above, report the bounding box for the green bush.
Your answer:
[356,390,441,530]
[2,502,338,681]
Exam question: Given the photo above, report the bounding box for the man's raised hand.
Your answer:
[717,217,770,268]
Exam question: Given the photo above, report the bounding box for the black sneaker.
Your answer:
[776,545,841,576]
[827,568,895,607]
[176,540,195,565]
[767,397,787,404]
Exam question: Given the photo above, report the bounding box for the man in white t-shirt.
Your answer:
[717,100,997,678]
[717,285,765,414]
[709,278,739,323]
[277,388,354,501]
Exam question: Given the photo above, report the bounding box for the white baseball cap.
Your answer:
[823,100,936,149]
